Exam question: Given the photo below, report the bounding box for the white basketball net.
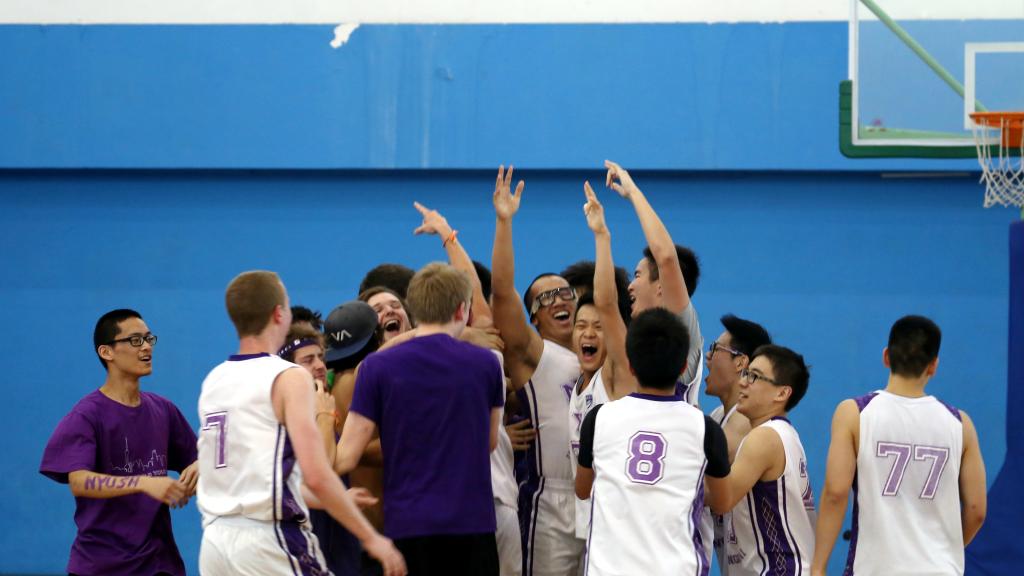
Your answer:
[972,117,1024,209]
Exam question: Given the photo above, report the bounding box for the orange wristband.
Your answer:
[443,229,459,247]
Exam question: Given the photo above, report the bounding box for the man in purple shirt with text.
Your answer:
[40,309,198,576]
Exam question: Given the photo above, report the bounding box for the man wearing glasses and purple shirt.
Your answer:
[40,309,198,576]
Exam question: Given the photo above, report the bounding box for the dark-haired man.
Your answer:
[812,316,987,576]
[700,314,772,569]
[40,309,198,576]
[490,166,583,575]
[359,263,416,299]
[709,344,816,576]
[291,305,324,332]
[575,308,730,576]
[559,260,632,328]
[605,161,705,405]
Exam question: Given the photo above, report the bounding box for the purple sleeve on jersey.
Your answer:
[350,357,381,425]
[39,410,97,483]
[854,392,879,412]
[936,398,962,421]
[489,354,505,409]
[164,400,198,472]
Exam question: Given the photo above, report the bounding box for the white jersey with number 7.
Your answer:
[197,354,310,526]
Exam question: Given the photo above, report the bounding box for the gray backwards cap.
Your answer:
[323,300,378,363]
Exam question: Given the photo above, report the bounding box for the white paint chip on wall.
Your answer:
[330,23,359,48]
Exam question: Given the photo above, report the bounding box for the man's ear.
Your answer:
[924,357,939,377]
[455,301,470,323]
[678,360,688,378]
[97,345,114,364]
[734,353,749,373]
[776,385,793,406]
[882,347,891,369]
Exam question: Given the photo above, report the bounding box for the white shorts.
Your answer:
[522,479,585,576]
[497,500,523,576]
[200,516,328,576]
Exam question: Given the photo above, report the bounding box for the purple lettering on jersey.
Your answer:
[876,442,912,496]
[202,412,228,468]
[625,431,667,485]
[876,441,950,498]
[913,445,950,499]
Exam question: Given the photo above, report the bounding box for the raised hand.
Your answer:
[583,181,608,235]
[412,201,453,238]
[492,165,525,221]
[604,159,641,199]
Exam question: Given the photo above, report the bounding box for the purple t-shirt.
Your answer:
[39,390,198,576]
[351,333,504,539]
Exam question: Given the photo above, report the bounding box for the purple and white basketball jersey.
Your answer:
[518,339,584,576]
[703,403,739,573]
[846,391,964,576]
[569,367,609,539]
[726,417,816,576]
[197,354,310,526]
[585,394,709,576]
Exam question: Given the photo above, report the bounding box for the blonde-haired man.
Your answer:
[338,262,505,575]
[197,270,405,576]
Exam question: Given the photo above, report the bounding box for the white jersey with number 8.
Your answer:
[585,394,709,576]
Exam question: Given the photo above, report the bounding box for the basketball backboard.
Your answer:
[843,0,1024,158]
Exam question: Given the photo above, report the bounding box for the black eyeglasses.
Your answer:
[740,368,778,386]
[707,341,742,361]
[530,286,577,316]
[107,333,158,347]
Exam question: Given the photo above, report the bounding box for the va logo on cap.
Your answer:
[331,329,353,343]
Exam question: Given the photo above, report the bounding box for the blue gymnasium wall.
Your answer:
[0,20,1015,576]
[0,170,1014,575]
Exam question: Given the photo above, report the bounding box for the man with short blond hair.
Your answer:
[405,261,474,323]
[338,262,505,575]
[197,270,405,576]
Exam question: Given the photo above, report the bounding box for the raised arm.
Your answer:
[959,411,987,546]
[413,201,492,325]
[584,181,636,400]
[273,368,406,576]
[811,400,860,576]
[490,165,544,389]
[605,160,689,314]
